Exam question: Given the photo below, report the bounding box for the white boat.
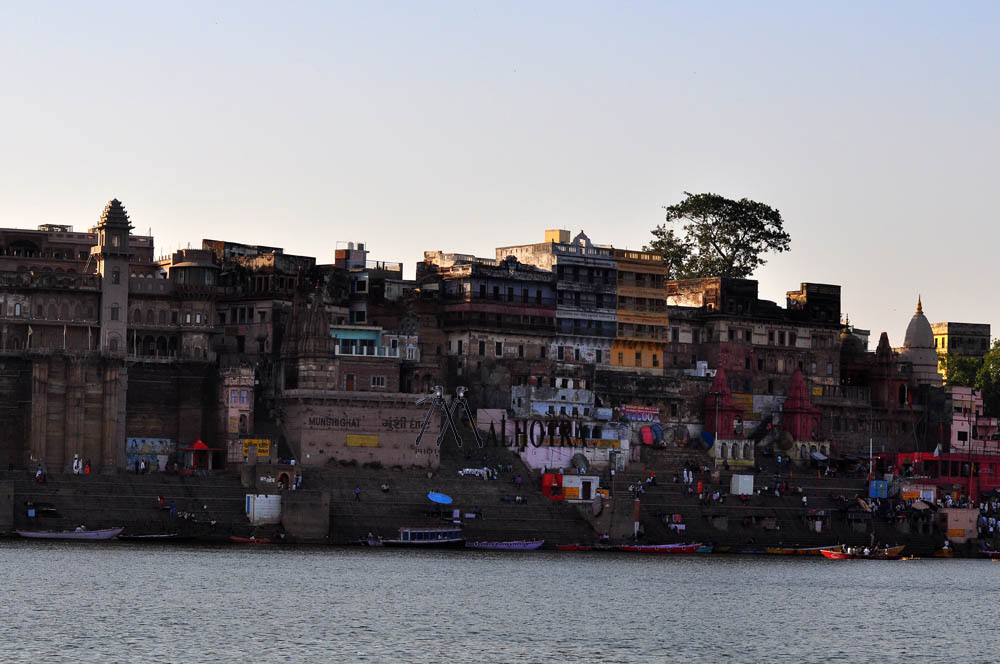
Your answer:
[382,526,464,548]
[16,527,124,541]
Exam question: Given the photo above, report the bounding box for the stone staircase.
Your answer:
[3,470,250,540]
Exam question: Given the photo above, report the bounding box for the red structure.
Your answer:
[895,452,1000,502]
[783,370,820,441]
[541,473,564,500]
[704,368,742,439]
[180,439,224,474]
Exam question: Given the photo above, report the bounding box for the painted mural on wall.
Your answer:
[125,437,175,471]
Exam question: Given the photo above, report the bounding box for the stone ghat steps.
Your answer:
[314,463,593,545]
[4,471,251,535]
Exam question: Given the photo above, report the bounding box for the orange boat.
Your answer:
[765,545,838,556]
[821,545,903,560]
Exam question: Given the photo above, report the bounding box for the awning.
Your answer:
[427,492,453,505]
[810,451,829,462]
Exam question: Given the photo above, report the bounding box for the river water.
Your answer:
[0,541,996,663]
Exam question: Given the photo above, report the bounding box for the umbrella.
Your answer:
[427,492,453,505]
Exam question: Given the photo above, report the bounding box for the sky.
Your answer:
[1,1,997,345]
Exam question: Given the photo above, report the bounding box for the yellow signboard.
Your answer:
[947,529,965,538]
[347,434,379,447]
[901,491,921,500]
[228,416,239,434]
[241,437,271,458]
[562,486,580,499]
[732,393,754,418]
[812,387,823,397]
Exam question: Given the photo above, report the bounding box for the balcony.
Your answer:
[334,345,400,358]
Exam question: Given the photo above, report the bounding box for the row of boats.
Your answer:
[13,528,274,545]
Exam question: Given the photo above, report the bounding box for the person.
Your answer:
[354,486,361,501]
[134,459,140,474]
[35,465,44,484]
[139,459,146,474]
[169,500,177,518]
[157,495,165,508]
[72,456,81,475]
[84,459,91,475]
[380,483,389,493]
[802,496,808,507]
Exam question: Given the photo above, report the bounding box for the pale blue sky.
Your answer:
[1,1,997,345]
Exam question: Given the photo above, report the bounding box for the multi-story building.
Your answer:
[931,321,991,380]
[0,200,217,472]
[611,247,668,372]
[419,252,556,409]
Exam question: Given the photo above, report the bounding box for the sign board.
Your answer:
[241,437,271,459]
[901,491,921,500]
[869,480,888,499]
[621,405,660,422]
[346,434,379,447]
[732,393,754,418]
[947,529,965,538]
[562,486,580,499]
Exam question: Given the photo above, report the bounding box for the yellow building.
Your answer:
[930,321,991,380]
[611,248,668,372]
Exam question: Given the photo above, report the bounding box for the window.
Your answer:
[671,328,679,342]
[479,341,485,356]
[171,311,178,324]
[109,338,118,351]
[240,389,248,404]
[745,330,752,342]
[195,313,202,324]
[133,309,141,323]
[354,310,367,323]
[507,287,514,302]
[371,375,386,388]
[159,310,167,324]
[768,331,774,344]
[406,347,416,360]
[112,234,120,248]
[258,311,267,323]
[540,346,546,359]
[635,351,641,365]
[557,346,565,361]
[231,390,239,404]
[496,341,503,356]
[618,352,624,363]
[14,303,21,316]
[758,358,764,371]
[789,332,796,346]
[492,286,500,300]
[596,294,604,308]
[457,340,463,354]
[479,284,486,299]
[652,354,659,367]
[595,349,602,364]
[827,363,833,376]
[110,304,119,321]
[574,348,581,362]
[670,403,679,417]
[518,344,524,358]
[535,290,541,305]
[745,357,751,370]
[112,268,120,284]
[185,313,191,324]
[728,329,735,341]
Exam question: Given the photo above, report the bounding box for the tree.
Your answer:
[646,192,791,279]
[942,353,982,387]
[975,341,1000,417]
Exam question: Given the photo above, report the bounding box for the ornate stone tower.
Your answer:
[91,199,133,354]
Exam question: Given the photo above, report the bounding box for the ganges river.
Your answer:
[0,541,996,663]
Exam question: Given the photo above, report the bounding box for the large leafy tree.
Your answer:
[942,353,982,387]
[975,341,1000,417]
[647,192,791,279]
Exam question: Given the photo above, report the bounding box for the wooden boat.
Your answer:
[16,527,123,541]
[932,548,954,558]
[118,533,186,542]
[766,545,839,556]
[980,550,1000,559]
[557,543,592,551]
[229,536,271,544]
[619,543,701,554]
[382,526,464,548]
[821,546,903,560]
[696,543,714,554]
[466,540,544,551]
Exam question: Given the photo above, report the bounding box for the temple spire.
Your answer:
[916,295,923,315]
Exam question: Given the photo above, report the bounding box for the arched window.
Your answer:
[743,442,752,459]
[719,444,727,459]
[48,303,57,319]
[133,309,142,323]
[60,303,69,320]
[158,310,166,324]
[731,443,740,460]
[146,310,154,324]
[110,304,119,321]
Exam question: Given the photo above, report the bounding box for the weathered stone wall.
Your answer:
[281,489,330,541]
[126,362,217,446]
[280,391,442,468]
[0,358,31,468]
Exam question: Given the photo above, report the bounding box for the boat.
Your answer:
[16,527,123,541]
[557,543,592,551]
[696,543,714,554]
[765,545,839,556]
[229,536,271,544]
[821,546,904,560]
[117,533,187,542]
[932,547,954,558]
[466,540,543,551]
[619,543,701,554]
[382,526,464,548]
[359,535,384,547]
[980,550,1000,559]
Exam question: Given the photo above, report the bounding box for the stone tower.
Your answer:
[91,199,133,354]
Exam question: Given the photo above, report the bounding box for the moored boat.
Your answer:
[765,545,839,556]
[980,550,1000,559]
[557,543,592,551]
[821,546,904,560]
[619,543,701,554]
[466,540,544,551]
[16,527,123,541]
[696,543,714,554]
[229,536,271,544]
[382,526,464,548]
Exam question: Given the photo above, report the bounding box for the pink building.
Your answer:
[949,386,999,454]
